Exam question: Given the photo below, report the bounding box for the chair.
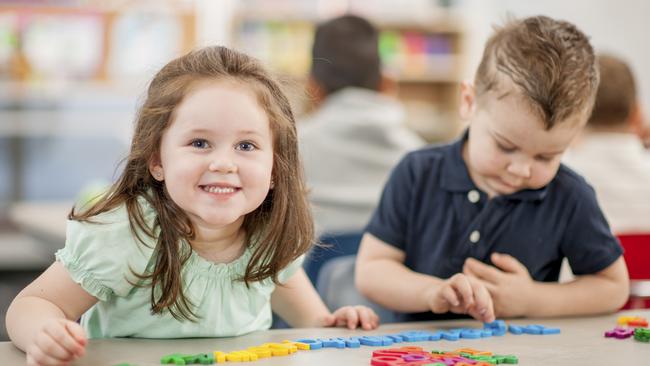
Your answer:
[618,233,650,309]
[304,232,363,286]
[316,255,397,323]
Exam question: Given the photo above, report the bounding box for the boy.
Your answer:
[300,15,423,283]
[564,53,650,233]
[355,16,629,322]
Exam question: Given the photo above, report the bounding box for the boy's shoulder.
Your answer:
[550,163,597,199]
[397,139,465,180]
[404,140,459,166]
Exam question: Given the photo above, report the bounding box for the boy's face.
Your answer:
[460,82,586,198]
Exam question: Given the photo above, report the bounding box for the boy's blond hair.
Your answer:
[475,15,599,129]
[589,53,637,128]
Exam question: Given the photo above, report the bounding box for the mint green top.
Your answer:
[55,197,303,339]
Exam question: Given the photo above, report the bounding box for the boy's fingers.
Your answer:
[491,253,528,275]
[470,279,495,322]
[451,275,474,309]
[464,258,502,284]
[439,285,460,310]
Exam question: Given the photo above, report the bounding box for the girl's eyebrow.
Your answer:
[238,130,264,137]
[186,128,212,135]
[185,128,263,137]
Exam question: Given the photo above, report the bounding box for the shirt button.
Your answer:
[469,230,480,243]
[467,190,480,203]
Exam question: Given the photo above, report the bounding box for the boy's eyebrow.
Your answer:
[492,131,518,147]
[492,131,563,155]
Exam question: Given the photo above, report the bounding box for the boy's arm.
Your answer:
[6,261,97,351]
[464,253,629,317]
[355,233,444,312]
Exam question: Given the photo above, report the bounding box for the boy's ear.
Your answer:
[629,100,643,132]
[148,157,164,181]
[378,73,398,97]
[459,80,476,119]
[306,76,327,108]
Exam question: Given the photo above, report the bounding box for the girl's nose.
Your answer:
[209,159,238,173]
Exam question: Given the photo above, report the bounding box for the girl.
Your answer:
[6,46,379,366]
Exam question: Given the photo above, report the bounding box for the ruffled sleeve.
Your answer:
[55,201,157,301]
[277,254,306,284]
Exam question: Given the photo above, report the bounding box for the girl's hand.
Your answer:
[26,318,86,366]
[424,273,495,323]
[323,305,380,330]
[463,253,534,318]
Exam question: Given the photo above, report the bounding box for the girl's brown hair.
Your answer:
[70,46,314,320]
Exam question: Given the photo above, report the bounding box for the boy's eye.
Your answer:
[236,141,257,152]
[496,143,516,153]
[535,155,553,162]
[190,139,210,149]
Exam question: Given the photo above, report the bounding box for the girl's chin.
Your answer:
[189,214,242,228]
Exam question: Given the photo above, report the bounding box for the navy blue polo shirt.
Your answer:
[366,133,623,322]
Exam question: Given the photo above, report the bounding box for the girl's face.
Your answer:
[150,80,274,233]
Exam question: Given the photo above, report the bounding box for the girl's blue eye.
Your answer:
[191,139,209,149]
[237,142,256,151]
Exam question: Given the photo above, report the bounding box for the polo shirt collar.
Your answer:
[440,130,549,202]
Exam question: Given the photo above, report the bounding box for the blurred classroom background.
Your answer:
[1,0,648,340]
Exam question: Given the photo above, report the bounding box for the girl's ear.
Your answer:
[149,158,164,181]
[459,80,477,120]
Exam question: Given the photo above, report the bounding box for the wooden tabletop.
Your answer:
[1,309,649,365]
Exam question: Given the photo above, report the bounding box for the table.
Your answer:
[8,201,71,247]
[1,309,648,365]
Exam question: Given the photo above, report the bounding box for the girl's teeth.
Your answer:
[204,186,235,194]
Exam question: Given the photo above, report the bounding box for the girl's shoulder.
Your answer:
[57,196,158,300]
[68,196,157,237]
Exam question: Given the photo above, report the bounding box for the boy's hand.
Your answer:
[322,305,380,330]
[463,253,534,318]
[425,273,495,323]
[26,318,86,366]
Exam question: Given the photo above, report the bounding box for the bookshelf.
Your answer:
[230,1,467,142]
[0,1,197,204]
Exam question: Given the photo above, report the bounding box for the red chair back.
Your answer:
[618,233,650,280]
[617,233,650,309]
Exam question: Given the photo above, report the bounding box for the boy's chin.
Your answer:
[488,179,521,196]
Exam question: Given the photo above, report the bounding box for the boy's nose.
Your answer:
[507,161,531,179]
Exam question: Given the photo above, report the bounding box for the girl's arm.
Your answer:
[271,267,378,329]
[6,261,98,358]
